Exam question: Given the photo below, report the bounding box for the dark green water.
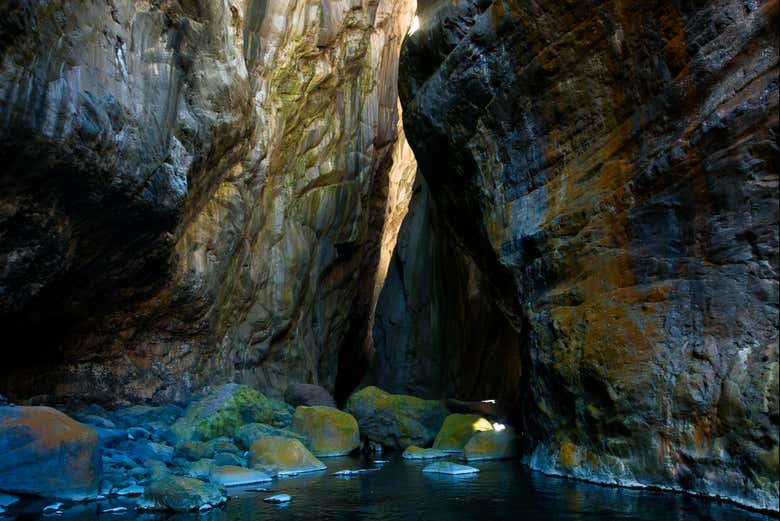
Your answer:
[8,455,775,521]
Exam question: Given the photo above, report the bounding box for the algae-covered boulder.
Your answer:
[0,406,101,500]
[142,475,226,511]
[233,423,308,451]
[462,429,518,461]
[345,386,448,448]
[170,384,274,444]
[433,414,493,452]
[249,436,326,475]
[291,406,360,456]
[402,446,448,460]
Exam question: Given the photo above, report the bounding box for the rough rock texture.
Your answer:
[0,406,101,499]
[290,405,360,456]
[0,0,416,403]
[345,385,448,448]
[400,0,778,512]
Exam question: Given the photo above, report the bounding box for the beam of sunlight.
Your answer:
[472,418,494,432]
[409,15,420,35]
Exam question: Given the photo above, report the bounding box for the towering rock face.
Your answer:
[0,0,416,403]
[400,0,778,512]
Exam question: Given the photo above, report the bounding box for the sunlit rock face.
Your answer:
[0,0,416,402]
[400,0,778,512]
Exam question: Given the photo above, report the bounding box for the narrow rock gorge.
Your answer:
[0,0,777,519]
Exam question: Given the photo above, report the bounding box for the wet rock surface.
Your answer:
[399,0,779,512]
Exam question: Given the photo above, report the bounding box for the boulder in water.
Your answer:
[462,429,518,461]
[141,474,226,511]
[291,406,360,456]
[0,406,101,500]
[249,436,326,475]
[345,387,448,449]
[422,462,480,475]
[402,446,449,460]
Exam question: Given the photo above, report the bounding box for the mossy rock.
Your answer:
[233,422,309,450]
[142,475,226,511]
[169,384,276,445]
[433,414,493,452]
[268,398,295,428]
[249,436,326,475]
[462,429,518,461]
[290,406,360,456]
[345,386,448,449]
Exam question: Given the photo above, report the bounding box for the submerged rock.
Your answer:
[249,436,326,475]
[291,406,360,456]
[264,494,291,503]
[402,446,449,460]
[462,429,518,461]
[345,387,448,448]
[285,384,337,408]
[233,423,308,451]
[422,462,479,475]
[433,414,494,452]
[170,385,274,444]
[142,475,226,512]
[209,466,272,487]
[0,406,101,500]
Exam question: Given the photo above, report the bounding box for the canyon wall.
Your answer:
[400,0,778,511]
[0,0,416,403]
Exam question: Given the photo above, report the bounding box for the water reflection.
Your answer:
[6,455,774,521]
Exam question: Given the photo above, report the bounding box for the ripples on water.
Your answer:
[9,455,775,521]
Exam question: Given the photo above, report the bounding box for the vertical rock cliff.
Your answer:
[399,0,778,512]
[0,0,416,402]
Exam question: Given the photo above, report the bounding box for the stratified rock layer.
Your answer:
[400,0,778,512]
[0,0,416,403]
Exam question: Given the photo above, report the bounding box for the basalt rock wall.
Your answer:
[400,0,778,512]
[0,0,417,403]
